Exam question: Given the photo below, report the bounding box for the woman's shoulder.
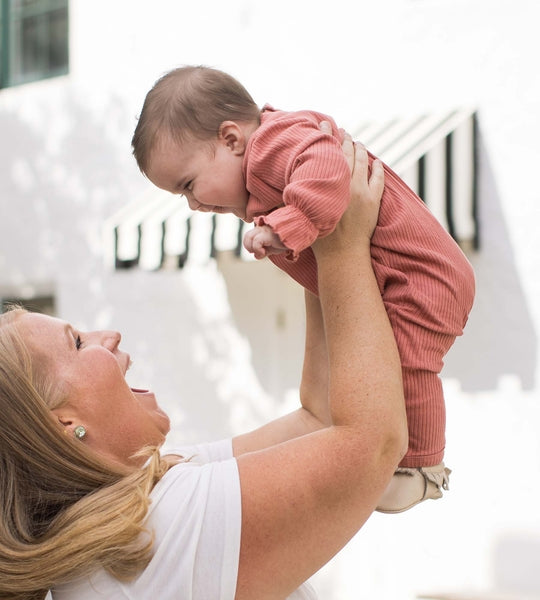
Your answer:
[52,440,241,600]
[160,437,234,465]
[134,441,241,598]
[149,437,238,511]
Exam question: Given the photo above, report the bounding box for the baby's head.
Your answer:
[132,65,260,219]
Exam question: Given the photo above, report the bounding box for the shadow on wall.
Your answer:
[0,91,292,442]
[99,271,256,445]
[98,266,288,444]
[219,125,539,399]
[443,134,537,391]
[0,90,142,312]
[223,129,539,397]
[217,252,306,408]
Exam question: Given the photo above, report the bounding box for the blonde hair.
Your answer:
[0,309,176,600]
[132,64,261,174]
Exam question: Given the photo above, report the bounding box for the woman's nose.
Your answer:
[98,330,121,351]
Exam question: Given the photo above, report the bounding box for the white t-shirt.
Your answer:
[52,439,317,600]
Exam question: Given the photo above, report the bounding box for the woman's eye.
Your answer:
[75,335,83,350]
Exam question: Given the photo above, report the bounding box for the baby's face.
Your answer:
[146,135,249,220]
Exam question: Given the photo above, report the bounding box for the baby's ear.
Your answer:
[218,121,247,155]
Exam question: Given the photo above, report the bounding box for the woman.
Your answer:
[0,139,407,600]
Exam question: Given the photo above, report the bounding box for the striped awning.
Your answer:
[105,107,478,271]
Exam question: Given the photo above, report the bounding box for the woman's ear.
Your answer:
[51,407,77,436]
[218,121,247,155]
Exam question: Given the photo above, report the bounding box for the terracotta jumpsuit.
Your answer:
[244,106,475,468]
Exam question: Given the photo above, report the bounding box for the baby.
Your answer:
[132,65,475,513]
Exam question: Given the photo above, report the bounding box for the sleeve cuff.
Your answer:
[255,206,320,260]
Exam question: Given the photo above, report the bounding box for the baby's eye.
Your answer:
[184,180,193,191]
[75,335,83,350]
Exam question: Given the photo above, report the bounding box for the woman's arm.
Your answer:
[231,288,332,454]
[231,289,330,456]
[234,142,408,600]
[231,258,335,454]
[299,288,330,424]
[237,287,332,438]
[233,133,354,456]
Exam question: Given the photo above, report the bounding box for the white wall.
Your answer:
[1,0,539,598]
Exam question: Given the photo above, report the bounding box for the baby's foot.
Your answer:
[376,463,451,514]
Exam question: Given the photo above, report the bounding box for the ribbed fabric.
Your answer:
[243,107,476,468]
[244,106,351,257]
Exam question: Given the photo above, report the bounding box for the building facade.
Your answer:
[1,1,539,598]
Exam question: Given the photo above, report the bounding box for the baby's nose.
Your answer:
[195,204,213,213]
[186,196,200,211]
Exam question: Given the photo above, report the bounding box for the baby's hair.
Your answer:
[132,65,260,174]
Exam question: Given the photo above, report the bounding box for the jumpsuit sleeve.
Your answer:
[252,119,351,260]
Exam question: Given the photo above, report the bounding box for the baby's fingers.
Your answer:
[252,236,268,259]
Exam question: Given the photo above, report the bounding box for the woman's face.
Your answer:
[16,312,170,467]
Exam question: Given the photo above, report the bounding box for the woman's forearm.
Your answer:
[232,408,325,456]
[299,290,331,426]
[234,238,407,479]
[315,236,408,463]
[233,289,331,457]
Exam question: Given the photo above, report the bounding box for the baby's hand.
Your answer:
[243,225,288,259]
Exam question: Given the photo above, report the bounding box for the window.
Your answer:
[0,0,68,89]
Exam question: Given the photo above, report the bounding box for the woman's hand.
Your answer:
[343,137,384,241]
[314,122,384,261]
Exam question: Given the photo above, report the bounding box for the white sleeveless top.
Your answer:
[52,439,317,600]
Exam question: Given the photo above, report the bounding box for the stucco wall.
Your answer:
[2,0,539,598]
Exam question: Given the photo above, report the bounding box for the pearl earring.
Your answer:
[74,425,87,440]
